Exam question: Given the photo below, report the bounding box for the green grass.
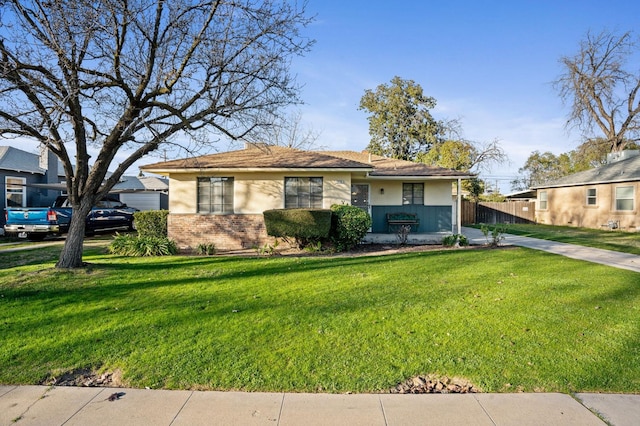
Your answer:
[489,223,640,255]
[0,243,638,394]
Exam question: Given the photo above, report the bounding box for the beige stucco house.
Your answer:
[533,150,640,231]
[141,144,473,250]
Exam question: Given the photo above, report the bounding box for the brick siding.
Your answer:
[168,214,276,251]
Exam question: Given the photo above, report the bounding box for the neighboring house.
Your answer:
[504,189,537,202]
[141,144,473,250]
[111,175,169,211]
[533,150,640,231]
[0,145,64,228]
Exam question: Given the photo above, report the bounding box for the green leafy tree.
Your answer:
[511,151,573,190]
[359,76,444,160]
[511,140,640,191]
[418,140,475,171]
[572,138,638,169]
[0,0,312,268]
[418,138,507,201]
[463,177,485,202]
[418,138,507,171]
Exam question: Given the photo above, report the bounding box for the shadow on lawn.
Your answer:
[2,249,455,300]
[566,288,640,392]
[3,246,639,391]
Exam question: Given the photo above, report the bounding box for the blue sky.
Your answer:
[290,0,640,192]
[3,1,639,193]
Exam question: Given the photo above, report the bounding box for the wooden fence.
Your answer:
[462,201,536,225]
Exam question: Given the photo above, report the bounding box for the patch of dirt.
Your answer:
[40,368,124,387]
[390,375,479,394]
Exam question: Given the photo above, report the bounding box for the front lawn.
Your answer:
[498,223,640,255]
[0,244,638,394]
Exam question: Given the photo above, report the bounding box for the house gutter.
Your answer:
[533,177,640,190]
[364,175,474,181]
[140,167,374,174]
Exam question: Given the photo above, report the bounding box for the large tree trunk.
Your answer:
[56,204,92,269]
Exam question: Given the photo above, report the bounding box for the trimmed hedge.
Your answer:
[263,209,332,248]
[133,210,169,238]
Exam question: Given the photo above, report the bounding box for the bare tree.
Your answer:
[259,110,323,150]
[0,0,313,268]
[555,30,640,152]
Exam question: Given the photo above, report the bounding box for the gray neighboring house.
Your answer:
[533,150,640,231]
[1,145,64,229]
[111,175,169,211]
[1,145,168,233]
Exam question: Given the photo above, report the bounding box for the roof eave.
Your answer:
[534,176,640,189]
[366,174,474,180]
[140,167,375,174]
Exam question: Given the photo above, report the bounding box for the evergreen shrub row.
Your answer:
[263,204,371,252]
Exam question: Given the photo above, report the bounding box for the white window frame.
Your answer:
[284,177,323,208]
[586,188,597,206]
[402,183,424,205]
[614,186,634,211]
[197,177,234,214]
[538,190,548,210]
[5,176,26,208]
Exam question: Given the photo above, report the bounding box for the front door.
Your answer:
[351,184,370,215]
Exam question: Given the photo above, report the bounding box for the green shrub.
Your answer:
[255,239,280,256]
[263,209,332,248]
[442,234,469,247]
[109,233,177,256]
[196,243,216,256]
[480,223,508,247]
[133,210,169,238]
[330,204,372,252]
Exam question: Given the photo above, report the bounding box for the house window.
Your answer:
[586,188,597,206]
[6,177,26,208]
[402,183,424,205]
[539,191,548,210]
[615,186,634,211]
[197,177,234,214]
[285,177,323,208]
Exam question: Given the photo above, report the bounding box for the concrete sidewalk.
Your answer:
[462,227,640,273]
[2,385,639,426]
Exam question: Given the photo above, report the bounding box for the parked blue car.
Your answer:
[4,196,137,240]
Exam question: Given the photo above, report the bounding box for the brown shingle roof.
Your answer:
[323,151,471,177]
[141,145,372,171]
[141,145,473,178]
[533,152,640,188]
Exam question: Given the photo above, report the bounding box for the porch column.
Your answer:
[456,178,462,234]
